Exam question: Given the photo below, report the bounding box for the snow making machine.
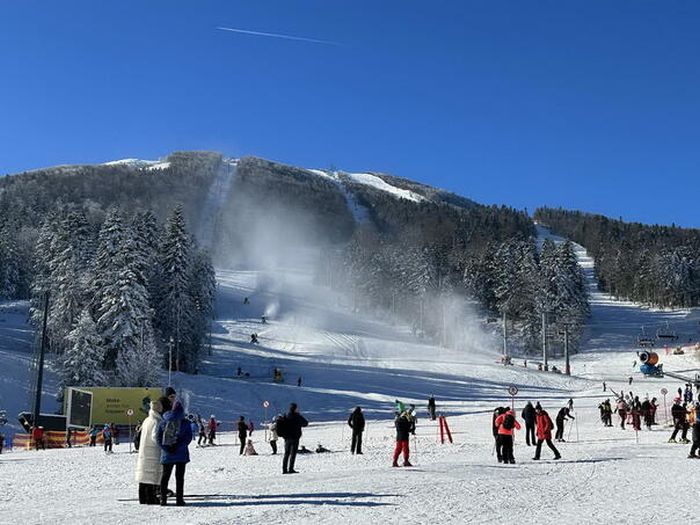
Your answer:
[638,351,664,377]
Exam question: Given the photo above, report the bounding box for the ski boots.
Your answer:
[668,438,677,443]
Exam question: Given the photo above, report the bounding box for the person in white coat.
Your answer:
[135,398,166,504]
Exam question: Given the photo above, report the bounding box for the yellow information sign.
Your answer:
[64,387,161,425]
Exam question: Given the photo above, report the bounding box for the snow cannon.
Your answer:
[639,351,659,366]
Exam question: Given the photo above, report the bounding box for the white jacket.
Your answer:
[135,408,163,485]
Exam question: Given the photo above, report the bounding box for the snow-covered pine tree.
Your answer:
[156,205,195,372]
[0,222,21,300]
[59,309,106,389]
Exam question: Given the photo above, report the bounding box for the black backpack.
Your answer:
[502,413,515,430]
[275,415,288,439]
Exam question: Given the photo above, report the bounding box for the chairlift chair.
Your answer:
[656,322,678,341]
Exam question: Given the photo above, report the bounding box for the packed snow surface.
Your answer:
[346,172,425,202]
[1,229,699,524]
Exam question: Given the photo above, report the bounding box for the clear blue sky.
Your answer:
[2,1,700,227]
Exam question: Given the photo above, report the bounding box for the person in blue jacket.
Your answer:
[156,400,192,506]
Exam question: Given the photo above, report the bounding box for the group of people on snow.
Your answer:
[494,402,566,463]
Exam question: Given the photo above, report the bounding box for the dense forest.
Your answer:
[535,207,700,308]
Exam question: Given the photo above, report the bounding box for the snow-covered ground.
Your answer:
[1,231,698,524]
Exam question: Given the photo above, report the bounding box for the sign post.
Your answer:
[660,388,668,425]
[127,408,134,454]
[508,385,519,411]
[262,401,270,442]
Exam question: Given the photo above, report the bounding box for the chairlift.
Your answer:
[637,326,655,348]
[656,322,678,341]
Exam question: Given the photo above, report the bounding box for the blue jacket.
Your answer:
[156,403,193,464]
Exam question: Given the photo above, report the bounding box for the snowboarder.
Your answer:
[238,416,248,455]
[392,411,415,467]
[278,403,309,474]
[428,396,437,421]
[521,402,536,446]
[494,409,521,464]
[669,400,689,443]
[156,400,192,506]
[555,407,574,442]
[135,398,166,505]
[348,406,365,454]
[492,407,508,462]
[532,404,561,460]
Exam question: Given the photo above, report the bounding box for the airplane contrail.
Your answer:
[216,26,341,46]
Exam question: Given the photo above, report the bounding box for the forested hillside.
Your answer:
[535,207,700,308]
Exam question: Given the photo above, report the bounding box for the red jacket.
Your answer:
[494,410,521,436]
[535,411,554,440]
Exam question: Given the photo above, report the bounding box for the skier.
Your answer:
[494,408,521,464]
[237,416,248,455]
[555,407,574,442]
[428,396,437,421]
[392,411,415,467]
[196,416,207,446]
[689,405,700,458]
[616,398,628,429]
[348,406,365,455]
[135,398,166,505]
[631,398,642,432]
[278,403,309,474]
[532,404,561,460]
[603,381,606,392]
[669,399,690,443]
[297,376,302,387]
[650,397,659,425]
[102,424,113,453]
[521,402,536,447]
[261,315,267,324]
[268,418,279,455]
[603,399,613,427]
[684,385,694,404]
[250,333,259,344]
[207,415,218,445]
[156,400,192,506]
[492,407,508,462]
[243,297,250,304]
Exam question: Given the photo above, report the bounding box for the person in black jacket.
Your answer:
[280,403,308,474]
[521,402,536,446]
[237,416,248,455]
[427,396,437,421]
[555,407,575,442]
[348,406,366,454]
[392,411,416,467]
[669,400,689,443]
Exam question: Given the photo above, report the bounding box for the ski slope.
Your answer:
[1,239,698,524]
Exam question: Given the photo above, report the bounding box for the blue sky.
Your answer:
[2,1,700,227]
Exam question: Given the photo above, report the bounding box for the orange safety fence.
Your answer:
[12,430,97,450]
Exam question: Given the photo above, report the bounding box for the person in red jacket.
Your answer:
[494,409,521,464]
[532,403,561,460]
[31,426,45,450]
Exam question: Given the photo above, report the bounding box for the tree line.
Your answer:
[535,207,700,308]
[31,205,215,389]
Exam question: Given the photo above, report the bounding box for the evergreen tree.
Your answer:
[59,310,106,389]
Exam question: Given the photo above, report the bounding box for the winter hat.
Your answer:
[535,403,542,412]
[165,386,176,398]
[210,414,215,419]
[290,403,298,413]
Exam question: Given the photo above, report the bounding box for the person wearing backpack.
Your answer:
[494,408,521,464]
[492,407,507,462]
[532,404,561,460]
[156,400,193,506]
[280,403,308,474]
[392,411,416,467]
[348,406,365,455]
